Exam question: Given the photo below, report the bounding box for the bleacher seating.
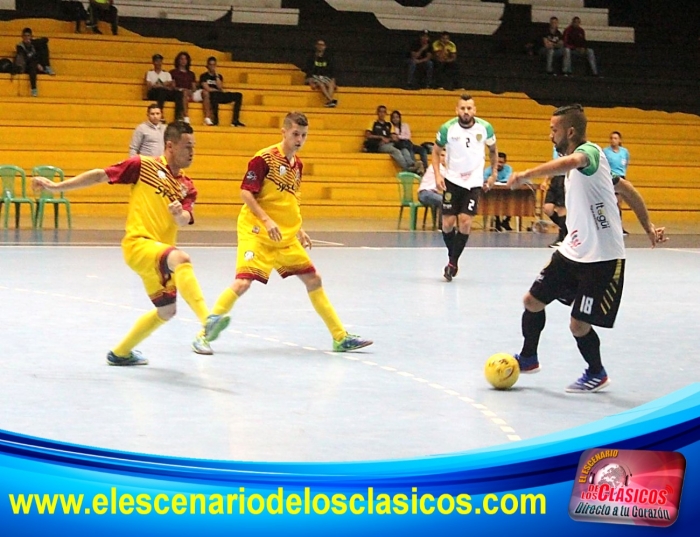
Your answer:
[117,0,300,26]
[0,16,699,229]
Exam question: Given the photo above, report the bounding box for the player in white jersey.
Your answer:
[433,94,498,281]
[507,104,667,393]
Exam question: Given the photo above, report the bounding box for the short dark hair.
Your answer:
[147,103,161,113]
[207,56,217,64]
[283,112,309,128]
[498,152,507,160]
[611,130,622,138]
[550,16,558,22]
[376,105,387,113]
[459,93,473,102]
[152,53,163,61]
[553,104,587,135]
[441,31,450,37]
[164,121,194,144]
[22,27,32,35]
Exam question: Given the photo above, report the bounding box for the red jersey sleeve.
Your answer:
[241,156,269,194]
[180,176,197,225]
[105,156,142,185]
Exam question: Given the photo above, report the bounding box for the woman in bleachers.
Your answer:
[169,51,197,124]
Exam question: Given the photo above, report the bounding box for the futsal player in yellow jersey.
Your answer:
[32,122,230,366]
[193,111,372,354]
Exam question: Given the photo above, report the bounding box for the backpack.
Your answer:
[0,58,14,74]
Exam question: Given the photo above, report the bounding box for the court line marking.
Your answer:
[0,285,523,443]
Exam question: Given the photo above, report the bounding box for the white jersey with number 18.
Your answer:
[435,116,496,189]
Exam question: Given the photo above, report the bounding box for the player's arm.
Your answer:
[32,169,108,193]
[614,178,666,248]
[241,190,282,242]
[508,152,586,188]
[483,142,498,191]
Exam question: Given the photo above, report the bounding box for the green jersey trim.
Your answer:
[435,117,459,147]
[575,142,600,176]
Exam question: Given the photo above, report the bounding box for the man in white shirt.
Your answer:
[508,104,666,393]
[144,53,185,121]
[433,94,498,281]
[129,104,165,157]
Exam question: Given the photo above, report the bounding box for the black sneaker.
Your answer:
[622,229,630,237]
[443,263,458,282]
[106,350,148,366]
[231,121,246,127]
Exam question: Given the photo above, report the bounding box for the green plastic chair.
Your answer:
[396,171,431,230]
[0,165,36,229]
[32,166,72,229]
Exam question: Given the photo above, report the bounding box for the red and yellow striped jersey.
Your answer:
[238,143,303,245]
[105,155,197,246]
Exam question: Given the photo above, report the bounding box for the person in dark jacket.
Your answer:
[305,39,338,107]
[15,27,55,97]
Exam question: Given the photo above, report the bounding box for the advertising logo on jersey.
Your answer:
[590,202,611,230]
[569,448,686,527]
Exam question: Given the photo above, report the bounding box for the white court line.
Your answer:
[1,282,523,443]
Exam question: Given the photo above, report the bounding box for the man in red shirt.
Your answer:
[563,17,599,76]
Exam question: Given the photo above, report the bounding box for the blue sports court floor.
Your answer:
[1,228,698,462]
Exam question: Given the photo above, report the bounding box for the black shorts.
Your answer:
[529,251,625,328]
[544,175,565,207]
[442,180,481,216]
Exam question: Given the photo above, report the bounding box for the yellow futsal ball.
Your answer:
[484,353,520,390]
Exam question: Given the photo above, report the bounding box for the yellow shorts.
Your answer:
[236,236,315,284]
[122,237,177,306]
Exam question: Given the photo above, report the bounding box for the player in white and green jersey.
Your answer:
[508,104,667,393]
[432,94,498,282]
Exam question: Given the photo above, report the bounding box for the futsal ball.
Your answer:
[484,353,520,390]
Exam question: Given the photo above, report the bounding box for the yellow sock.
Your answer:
[112,309,166,357]
[174,262,209,324]
[308,287,346,341]
[212,287,239,315]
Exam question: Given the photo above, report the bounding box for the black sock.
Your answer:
[520,309,545,357]
[550,212,568,240]
[442,229,456,258]
[575,328,603,374]
[450,232,469,265]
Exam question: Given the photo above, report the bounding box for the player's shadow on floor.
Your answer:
[138,368,237,395]
[509,385,648,410]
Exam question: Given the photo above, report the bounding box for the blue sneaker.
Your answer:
[106,350,148,366]
[515,353,540,373]
[566,368,610,393]
[333,334,373,352]
[203,314,230,342]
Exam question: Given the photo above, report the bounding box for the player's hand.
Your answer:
[508,172,526,189]
[483,176,496,192]
[265,219,282,242]
[436,174,446,192]
[647,224,668,248]
[539,179,549,192]
[168,200,183,218]
[297,229,312,249]
[32,176,55,193]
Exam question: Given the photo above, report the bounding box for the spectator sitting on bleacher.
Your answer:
[541,16,565,75]
[170,51,197,124]
[305,39,338,108]
[88,0,118,36]
[418,147,446,214]
[390,110,427,174]
[432,31,459,91]
[363,105,415,172]
[199,56,245,127]
[15,27,55,98]
[407,30,433,89]
[129,104,165,157]
[563,17,599,76]
[145,53,185,122]
[484,152,514,231]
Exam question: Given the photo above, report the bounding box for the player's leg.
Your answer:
[515,251,573,374]
[441,181,459,281]
[193,237,273,354]
[108,241,176,366]
[277,241,372,351]
[446,187,479,277]
[565,258,624,393]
